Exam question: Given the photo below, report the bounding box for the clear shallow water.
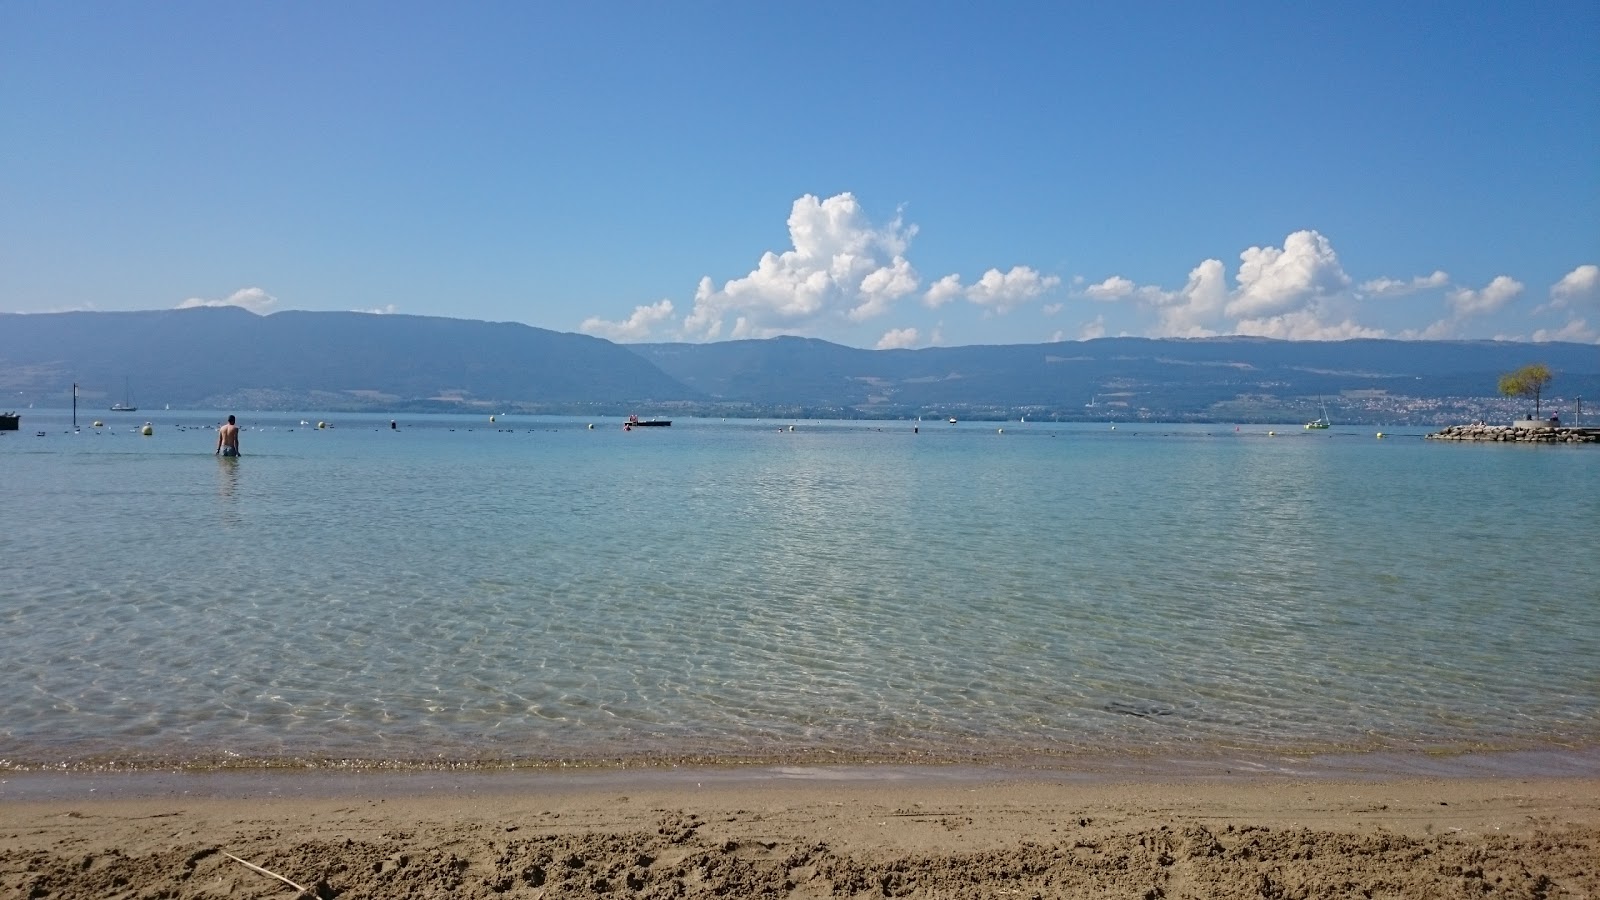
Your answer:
[2,411,1597,771]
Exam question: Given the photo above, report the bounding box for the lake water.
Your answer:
[2,410,1597,773]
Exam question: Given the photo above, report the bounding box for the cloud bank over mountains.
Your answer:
[177,287,279,314]
[677,193,922,340]
[578,193,1596,347]
[583,193,1065,345]
[165,194,1595,348]
[174,289,397,318]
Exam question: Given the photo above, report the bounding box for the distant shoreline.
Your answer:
[14,407,1598,430]
[6,746,1597,792]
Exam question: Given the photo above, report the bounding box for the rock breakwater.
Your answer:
[1428,423,1600,443]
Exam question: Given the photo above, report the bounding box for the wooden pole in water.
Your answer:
[71,382,77,428]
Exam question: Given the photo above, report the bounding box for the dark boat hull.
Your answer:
[632,420,671,427]
[0,414,18,431]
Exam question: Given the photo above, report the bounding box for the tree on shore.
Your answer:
[1498,363,1554,417]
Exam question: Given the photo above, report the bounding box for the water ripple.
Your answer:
[2,417,1597,768]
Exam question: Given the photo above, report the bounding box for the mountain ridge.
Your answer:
[3,308,1597,423]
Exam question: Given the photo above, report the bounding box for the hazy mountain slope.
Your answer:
[630,335,1600,411]
[3,308,1595,419]
[0,308,697,409]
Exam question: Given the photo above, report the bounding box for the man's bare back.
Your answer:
[216,415,241,457]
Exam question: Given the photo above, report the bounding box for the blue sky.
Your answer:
[4,2,1597,348]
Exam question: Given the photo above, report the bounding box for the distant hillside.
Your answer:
[0,307,698,411]
[629,335,1600,422]
[3,308,1597,422]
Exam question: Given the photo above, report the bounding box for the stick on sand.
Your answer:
[222,850,312,895]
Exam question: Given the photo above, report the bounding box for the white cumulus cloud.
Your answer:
[1155,258,1229,337]
[917,267,1062,313]
[851,257,920,322]
[1234,310,1385,340]
[1403,318,1462,340]
[1226,230,1351,320]
[682,193,920,340]
[1447,275,1523,318]
[580,299,676,342]
[1549,264,1599,309]
[584,193,1071,341]
[176,287,277,313]
[1531,318,1598,343]
[1067,232,1370,339]
[1359,271,1449,297]
[923,274,964,308]
[583,196,1583,345]
[876,327,920,349]
[1084,276,1137,301]
[965,266,1061,314]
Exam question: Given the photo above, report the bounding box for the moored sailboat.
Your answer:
[110,378,138,412]
[1305,399,1331,430]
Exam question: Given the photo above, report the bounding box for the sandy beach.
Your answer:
[4,767,1597,899]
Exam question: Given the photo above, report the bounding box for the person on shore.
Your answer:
[216,415,241,457]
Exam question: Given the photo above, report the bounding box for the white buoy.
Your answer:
[140,423,153,436]
[997,427,1004,434]
[587,423,594,430]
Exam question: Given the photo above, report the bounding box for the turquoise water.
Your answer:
[2,410,1597,771]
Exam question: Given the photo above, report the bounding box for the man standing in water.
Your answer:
[216,415,241,457]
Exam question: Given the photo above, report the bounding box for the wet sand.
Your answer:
[3,766,1597,898]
